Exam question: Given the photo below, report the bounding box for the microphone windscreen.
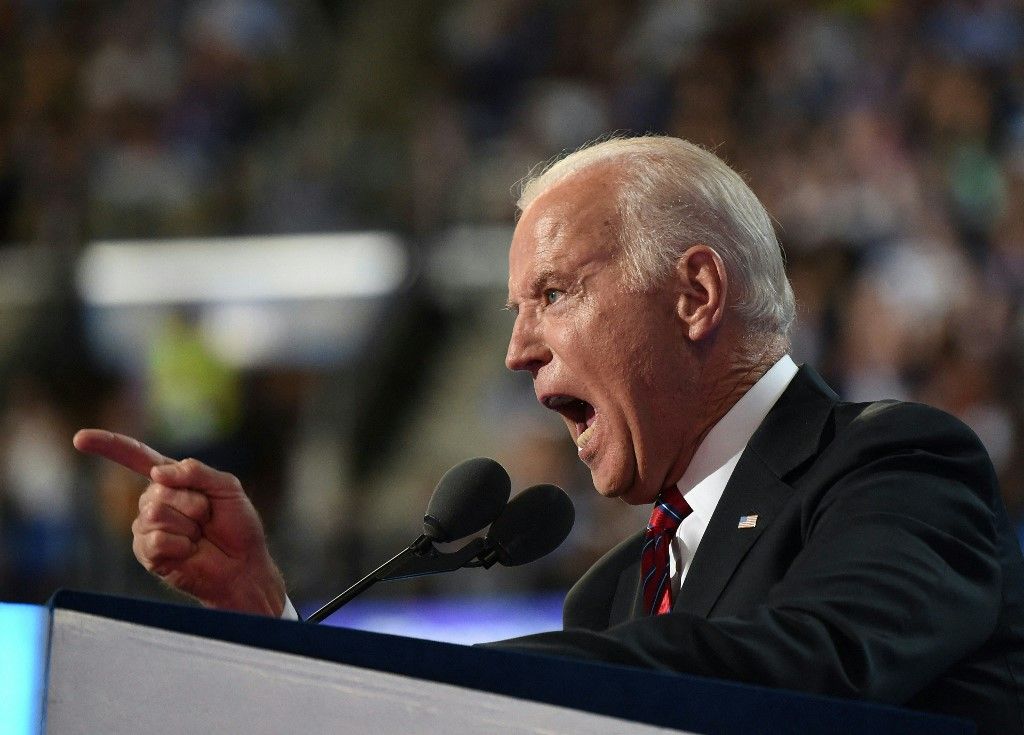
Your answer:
[422,457,511,542]
[486,484,574,566]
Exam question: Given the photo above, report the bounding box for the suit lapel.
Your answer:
[671,365,839,618]
[609,536,643,625]
[674,452,791,616]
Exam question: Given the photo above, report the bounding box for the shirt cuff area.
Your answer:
[281,596,300,621]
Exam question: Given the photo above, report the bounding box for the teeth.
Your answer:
[576,424,594,449]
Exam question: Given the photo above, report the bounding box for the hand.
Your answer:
[73,429,287,616]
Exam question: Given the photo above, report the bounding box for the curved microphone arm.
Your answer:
[305,472,572,625]
[306,536,487,623]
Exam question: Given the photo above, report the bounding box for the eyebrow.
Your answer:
[531,268,557,291]
[505,266,558,313]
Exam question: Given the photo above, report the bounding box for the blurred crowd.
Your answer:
[2,0,1024,614]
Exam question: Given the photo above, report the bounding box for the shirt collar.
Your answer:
[675,355,799,520]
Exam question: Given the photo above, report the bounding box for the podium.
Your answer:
[4,591,973,734]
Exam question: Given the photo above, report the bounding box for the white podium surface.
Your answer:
[45,609,690,734]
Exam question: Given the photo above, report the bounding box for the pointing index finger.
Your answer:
[73,429,176,478]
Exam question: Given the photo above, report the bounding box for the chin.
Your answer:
[588,472,623,500]
[617,485,658,506]
[590,465,652,505]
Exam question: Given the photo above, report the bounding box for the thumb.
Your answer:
[150,458,246,500]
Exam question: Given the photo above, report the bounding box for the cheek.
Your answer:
[601,321,662,383]
[558,298,677,400]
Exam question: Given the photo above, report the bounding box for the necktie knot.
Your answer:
[641,486,692,615]
[646,486,691,538]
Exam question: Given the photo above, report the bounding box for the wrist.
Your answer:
[204,554,288,617]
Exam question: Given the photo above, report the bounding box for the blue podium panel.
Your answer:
[0,604,47,735]
[39,591,973,735]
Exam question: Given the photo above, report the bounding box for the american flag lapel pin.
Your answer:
[737,514,758,529]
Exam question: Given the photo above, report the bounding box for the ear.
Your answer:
[675,245,728,342]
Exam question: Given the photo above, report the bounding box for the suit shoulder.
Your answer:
[832,398,986,450]
[822,398,998,498]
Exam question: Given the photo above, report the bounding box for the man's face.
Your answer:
[505,167,695,505]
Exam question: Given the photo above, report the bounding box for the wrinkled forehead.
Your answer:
[509,167,625,273]
[525,160,625,228]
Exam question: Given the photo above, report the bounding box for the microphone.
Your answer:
[422,457,511,542]
[476,484,575,568]
[307,458,510,623]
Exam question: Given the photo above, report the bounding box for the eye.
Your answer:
[544,289,564,305]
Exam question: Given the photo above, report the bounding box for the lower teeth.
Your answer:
[576,425,594,449]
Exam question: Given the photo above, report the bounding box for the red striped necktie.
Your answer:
[641,486,692,615]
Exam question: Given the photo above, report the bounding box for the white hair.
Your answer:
[517,136,796,338]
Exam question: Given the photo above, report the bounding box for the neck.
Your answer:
[669,333,786,487]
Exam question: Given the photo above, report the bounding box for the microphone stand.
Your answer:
[306,535,487,623]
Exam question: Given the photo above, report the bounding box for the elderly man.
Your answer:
[75,137,1024,734]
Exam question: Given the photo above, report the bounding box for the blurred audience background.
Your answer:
[2,0,1024,624]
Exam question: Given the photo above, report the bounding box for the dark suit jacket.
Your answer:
[489,366,1024,734]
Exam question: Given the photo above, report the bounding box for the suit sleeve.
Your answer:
[484,405,1004,705]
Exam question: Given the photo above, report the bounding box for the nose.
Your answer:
[505,312,552,376]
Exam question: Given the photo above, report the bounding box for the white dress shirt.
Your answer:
[666,354,798,597]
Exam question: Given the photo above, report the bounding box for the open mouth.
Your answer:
[542,395,597,449]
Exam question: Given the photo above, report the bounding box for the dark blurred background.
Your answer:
[2,0,1024,639]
